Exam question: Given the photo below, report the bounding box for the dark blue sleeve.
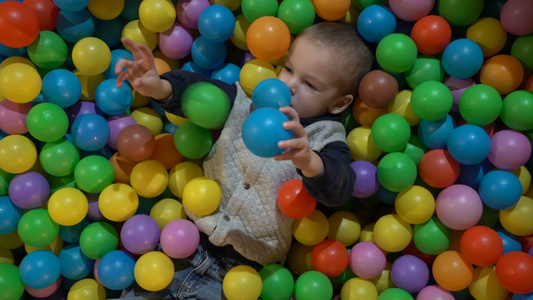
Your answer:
[298,141,355,207]
[152,69,237,116]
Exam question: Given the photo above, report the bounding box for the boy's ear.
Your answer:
[328,94,354,114]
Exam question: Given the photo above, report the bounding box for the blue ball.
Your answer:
[95,78,133,115]
[0,196,23,235]
[191,36,227,70]
[103,49,134,79]
[252,78,291,109]
[58,244,95,280]
[93,18,124,49]
[198,4,236,43]
[242,108,292,158]
[58,217,91,243]
[0,42,27,57]
[442,38,484,79]
[418,114,456,149]
[56,9,95,44]
[182,61,212,78]
[496,228,522,255]
[97,250,136,290]
[52,0,90,12]
[211,63,241,85]
[19,250,61,289]
[42,69,82,108]
[70,113,110,151]
[357,5,397,44]
[456,159,492,189]
[447,124,491,165]
[479,170,523,210]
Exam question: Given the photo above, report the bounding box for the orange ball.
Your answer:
[246,16,291,62]
[149,133,183,170]
[419,149,460,189]
[109,152,137,185]
[480,54,524,95]
[313,0,351,21]
[432,250,474,292]
[352,97,389,127]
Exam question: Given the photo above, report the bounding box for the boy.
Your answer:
[115,21,373,299]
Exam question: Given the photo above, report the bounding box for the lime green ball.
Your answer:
[79,222,119,260]
[277,0,315,34]
[294,271,333,300]
[413,216,452,255]
[74,155,115,193]
[378,287,414,300]
[401,135,428,167]
[174,121,213,159]
[404,56,445,89]
[0,263,25,300]
[27,30,68,70]
[377,152,417,192]
[182,82,231,129]
[371,113,411,153]
[26,102,69,142]
[17,209,60,247]
[511,35,533,71]
[242,0,279,22]
[376,33,418,74]
[0,169,15,196]
[459,84,502,126]
[411,80,453,121]
[500,90,533,131]
[260,264,295,300]
[39,139,80,176]
[438,0,484,27]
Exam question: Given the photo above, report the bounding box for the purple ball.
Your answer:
[390,254,429,293]
[349,241,387,279]
[159,23,194,59]
[350,160,380,198]
[9,172,50,209]
[176,0,210,29]
[160,219,200,259]
[68,101,104,125]
[120,214,161,255]
[87,193,104,221]
[488,129,532,171]
[107,114,137,150]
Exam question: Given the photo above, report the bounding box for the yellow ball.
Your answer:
[223,265,263,300]
[134,251,175,291]
[231,14,251,50]
[87,0,124,20]
[0,135,37,174]
[0,63,41,103]
[373,214,412,252]
[370,261,394,293]
[75,71,106,100]
[0,231,23,250]
[182,177,221,216]
[150,198,187,230]
[466,17,507,57]
[327,211,361,247]
[132,89,151,108]
[510,166,531,195]
[468,266,509,300]
[165,112,189,126]
[239,59,277,95]
[292,209,329,246]
[395,185,435,224]
[0,247,14,264]
[131,107,164,136]
[287,241,314,275]
[48,187,88,226]
[341,278,378,300]
[24,235,64,255]
[168,162,204,198]
[72,37,111,76]
[138,0,176,33]
[211,0,242,11]
[499,196,533,236]
[67,279,106,300]
[346,126,382,162]
[98,183,139,222]
[130,160,169,198]
[122,19,159,51]
[0,56,36,70]
[388,89,420,126]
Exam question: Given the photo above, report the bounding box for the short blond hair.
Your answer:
[298,22,374,97]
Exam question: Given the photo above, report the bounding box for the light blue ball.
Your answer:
[0,196,23,235]
[103,48,134,79]
[252,78,291,109]
[447,124,491,165]
[442,38,484,79]
[198,4,236,43]
[19,250,61,289]
[242,108,292,158]
[97,250,136,290]
[42,69,82,108]
[70,113,110,151]
[418,114,456,149]
[211,63,241,85]
[191,36,227,70]
[357,5,397,44]
[95,78,133,116]
[55,9,95,44]
[52,0,90,12]
[58,244,95,280]
[479,170,522,210]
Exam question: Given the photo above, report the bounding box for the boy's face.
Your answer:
[277,36,351,118]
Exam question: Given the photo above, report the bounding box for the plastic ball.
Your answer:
[181,81,231,129]
[327,211,360,248]
[168,161,204,198]
[432,250,474,292]
[437,0,483,27]
[0,134,37,174]
[24,0,60,31]
[0,195,23,235]
[241,0,278,23]
[387,89,420,126]
[223,265,263,300]
[376,33,418,73]
[376,152,417,192]
[79,221,119,260]
[259,264,294,300]
[71,113,110,151]
[160,218,199,259]
[371,113,411,152]
[373,214,412,252]
[377,287,414,300]
[198,4,235,43]
[117,124,156,162]
[442,38,484,79]
[74,155,115,194]
[252,78,291,109]
[41,69,82,108]
[460,225,503,267]
[401,135,428,167]
[134,251,174,292]
[277,178,316,219]
[98,183,138,222]
[411,80,453,121]
[130,160,169,198]
[0,1,40,48]
[55,9,96,44]
[346,126,382,162]
[294,270,333,300]
[182,176,221,216]
[339,277,377,300]
[0,100,31,135]
[467,17,507,57]
[67,278,105,300]
[57,244,94,280]
[191,36,227,70]
[27,102,69,143]
[499,196,533,236]
[488,129,531,171]
[239,59,277,95]
[359,70,398,108]
[106,114,137,150]
[389,0,434,22]
[496,251,533,295]
[419,149,460,188]
[391,254,429,293]
[121,19,158,51]
[277,0,315,34]
[19,250,61,289]
[479,169,523,211]
[211,63,241,85]
[417,285,454,300]
[137,0,175,32]
[447,124,491,165]
[311,239,349,278]
[352,97,388,127]
[175,0,210,29]
[173,121,213,159]
[417,115,456,150]
[242,107,292,158]
[148,133,183,170]
[17,208,59,247]
[72,37,111,76]
[230,14,251,50]
[436,184,483,231]
[350,160,380,198]
[97,250,135,290]
[312,0,350,21]
[458,84,502,126]
[404,56,445,90]
[149,198,187,231]
[246,16,291,62]
[292,209,329,246]
[349,241,386,279]
[94,78,132,116]
[501,90,533,131]
[86,0,124,20]
[500,0,533,36]
[395,185,435,225]
[8,171,50,210]
[27,30,68,70]
[48,187,88,226]
[412,216,451,256]
[158,23,193,60]
[0,62,42,103]
[357,5,396,44]
[512,35,533,71]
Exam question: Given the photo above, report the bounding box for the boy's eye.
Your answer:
[305,81,315,89]
[284,66,293,73]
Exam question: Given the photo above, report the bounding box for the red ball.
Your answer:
[411,15,452,55]
[460,226,503,267]
[0,1,40,48]
[311,239,349,278]
[23,0,60,31]
[496,251,533,295]
[419,149,460,188]
[277,179,316,219]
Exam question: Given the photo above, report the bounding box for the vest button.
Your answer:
[224,215,230,221]
[243,183,250,189]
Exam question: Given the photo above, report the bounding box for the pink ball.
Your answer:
[176,0,210,29]
[436,184,483,231]
[349,241,387,279]
[500,0,533,36]
[389,0,435,22]
[107,114,137,150]
[159,23,194,59]
[488,129,532,171]
[25,276,62,298]
[0,99,32,134]
[93,259,103,285]
[160,219,200,259]
[416,285,454,300]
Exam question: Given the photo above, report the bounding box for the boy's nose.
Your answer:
[280,76,296,96]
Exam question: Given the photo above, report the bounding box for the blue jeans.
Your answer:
[117,234,262,300]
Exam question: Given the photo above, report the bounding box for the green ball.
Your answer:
[377,152,417,192]
[242,0,279,22]
[400,135,428,167]
[352,0,388,10]
[174,121,213,159]
[511,35,533,71]
[27,31,68,70]
[294,271,333,300]
[476,203,499,228]
[378,287,414,300]
[79,221,119,260]
[39,138,80,177]
[74,155,115,193]
[413,216,452,255]
[17,209,60,247]
[404,56,445,89]
[49,174,76,194]
[411,80,453,121]
[26,102,69,143]
[500,90,533,131]
[259,264,295,300]
[459,84,502,126]
[181,82,231,129]
[376,33,418,74]
[371,113,411,153]
[277,0,315,34]
[0,169,15,196]
[0,263,25,300]
[438,0,484,27]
